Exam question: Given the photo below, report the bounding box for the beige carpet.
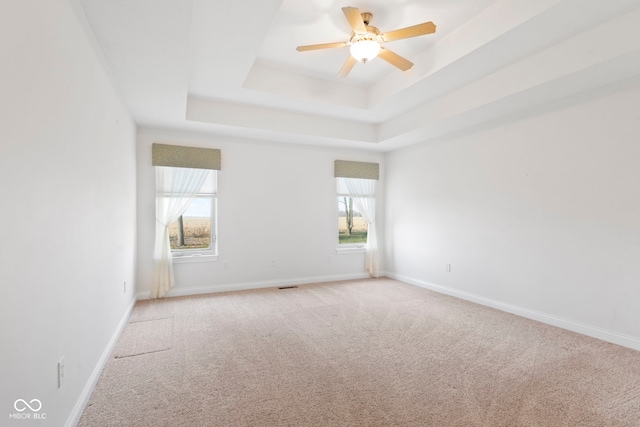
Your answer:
[79,278,640,426]
[111,317,173,359]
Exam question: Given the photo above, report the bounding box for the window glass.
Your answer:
[165,169,217,255]
[169,198,213,250]
[337,197,368,245]
[337,177,374,246]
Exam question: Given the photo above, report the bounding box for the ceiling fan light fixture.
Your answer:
[349,34,381,63]
[296,7,436,77]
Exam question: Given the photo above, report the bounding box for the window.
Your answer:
[333,160,379,277]
[152,143,221,298]
[337,178,369,246]
[168,170,217,256]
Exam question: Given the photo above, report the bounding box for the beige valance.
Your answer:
[334,160,379,180]
[152,143,221,170]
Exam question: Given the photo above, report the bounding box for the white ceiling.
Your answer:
[80,0,640,151]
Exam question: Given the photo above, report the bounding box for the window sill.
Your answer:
[172,253,218,264]
[336,246,366,254]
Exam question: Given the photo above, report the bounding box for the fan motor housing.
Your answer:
[365,25,380,35]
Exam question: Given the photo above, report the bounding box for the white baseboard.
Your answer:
[65,297,137,427]
[384,271,640,352]
[136,273,371,300]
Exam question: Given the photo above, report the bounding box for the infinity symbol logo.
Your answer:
[14,399,42,412]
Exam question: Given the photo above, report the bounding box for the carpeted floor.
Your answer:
[78,278,640,426]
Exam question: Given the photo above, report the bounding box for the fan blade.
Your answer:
[337,56,357,78]
[378,48,413,71]
[342,7,367,33]
[297,42,347,52]
[381,21,436,42]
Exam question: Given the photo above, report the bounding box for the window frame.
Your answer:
[169,171,218,263]
[336,192,371,251]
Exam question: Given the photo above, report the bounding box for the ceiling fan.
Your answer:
[296,6,436,78]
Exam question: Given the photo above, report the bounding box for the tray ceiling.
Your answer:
[80,0,640,150]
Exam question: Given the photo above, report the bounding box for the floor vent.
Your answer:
[278,286,298,290]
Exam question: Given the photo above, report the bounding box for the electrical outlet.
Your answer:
[328,256,333,264]
[223,261,229,270]
[58,357,65,388]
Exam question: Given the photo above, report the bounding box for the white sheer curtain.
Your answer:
[339,177,379,277]
[152,166,209,298]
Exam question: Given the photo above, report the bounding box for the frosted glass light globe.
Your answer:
[350,38,381,63]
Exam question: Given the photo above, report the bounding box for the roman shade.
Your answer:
[152,143,221,170]
[334,160,379,180]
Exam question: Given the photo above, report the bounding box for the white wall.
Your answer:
[137,128,384,297]
[0,1,137,426]
[384,83,640,349]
